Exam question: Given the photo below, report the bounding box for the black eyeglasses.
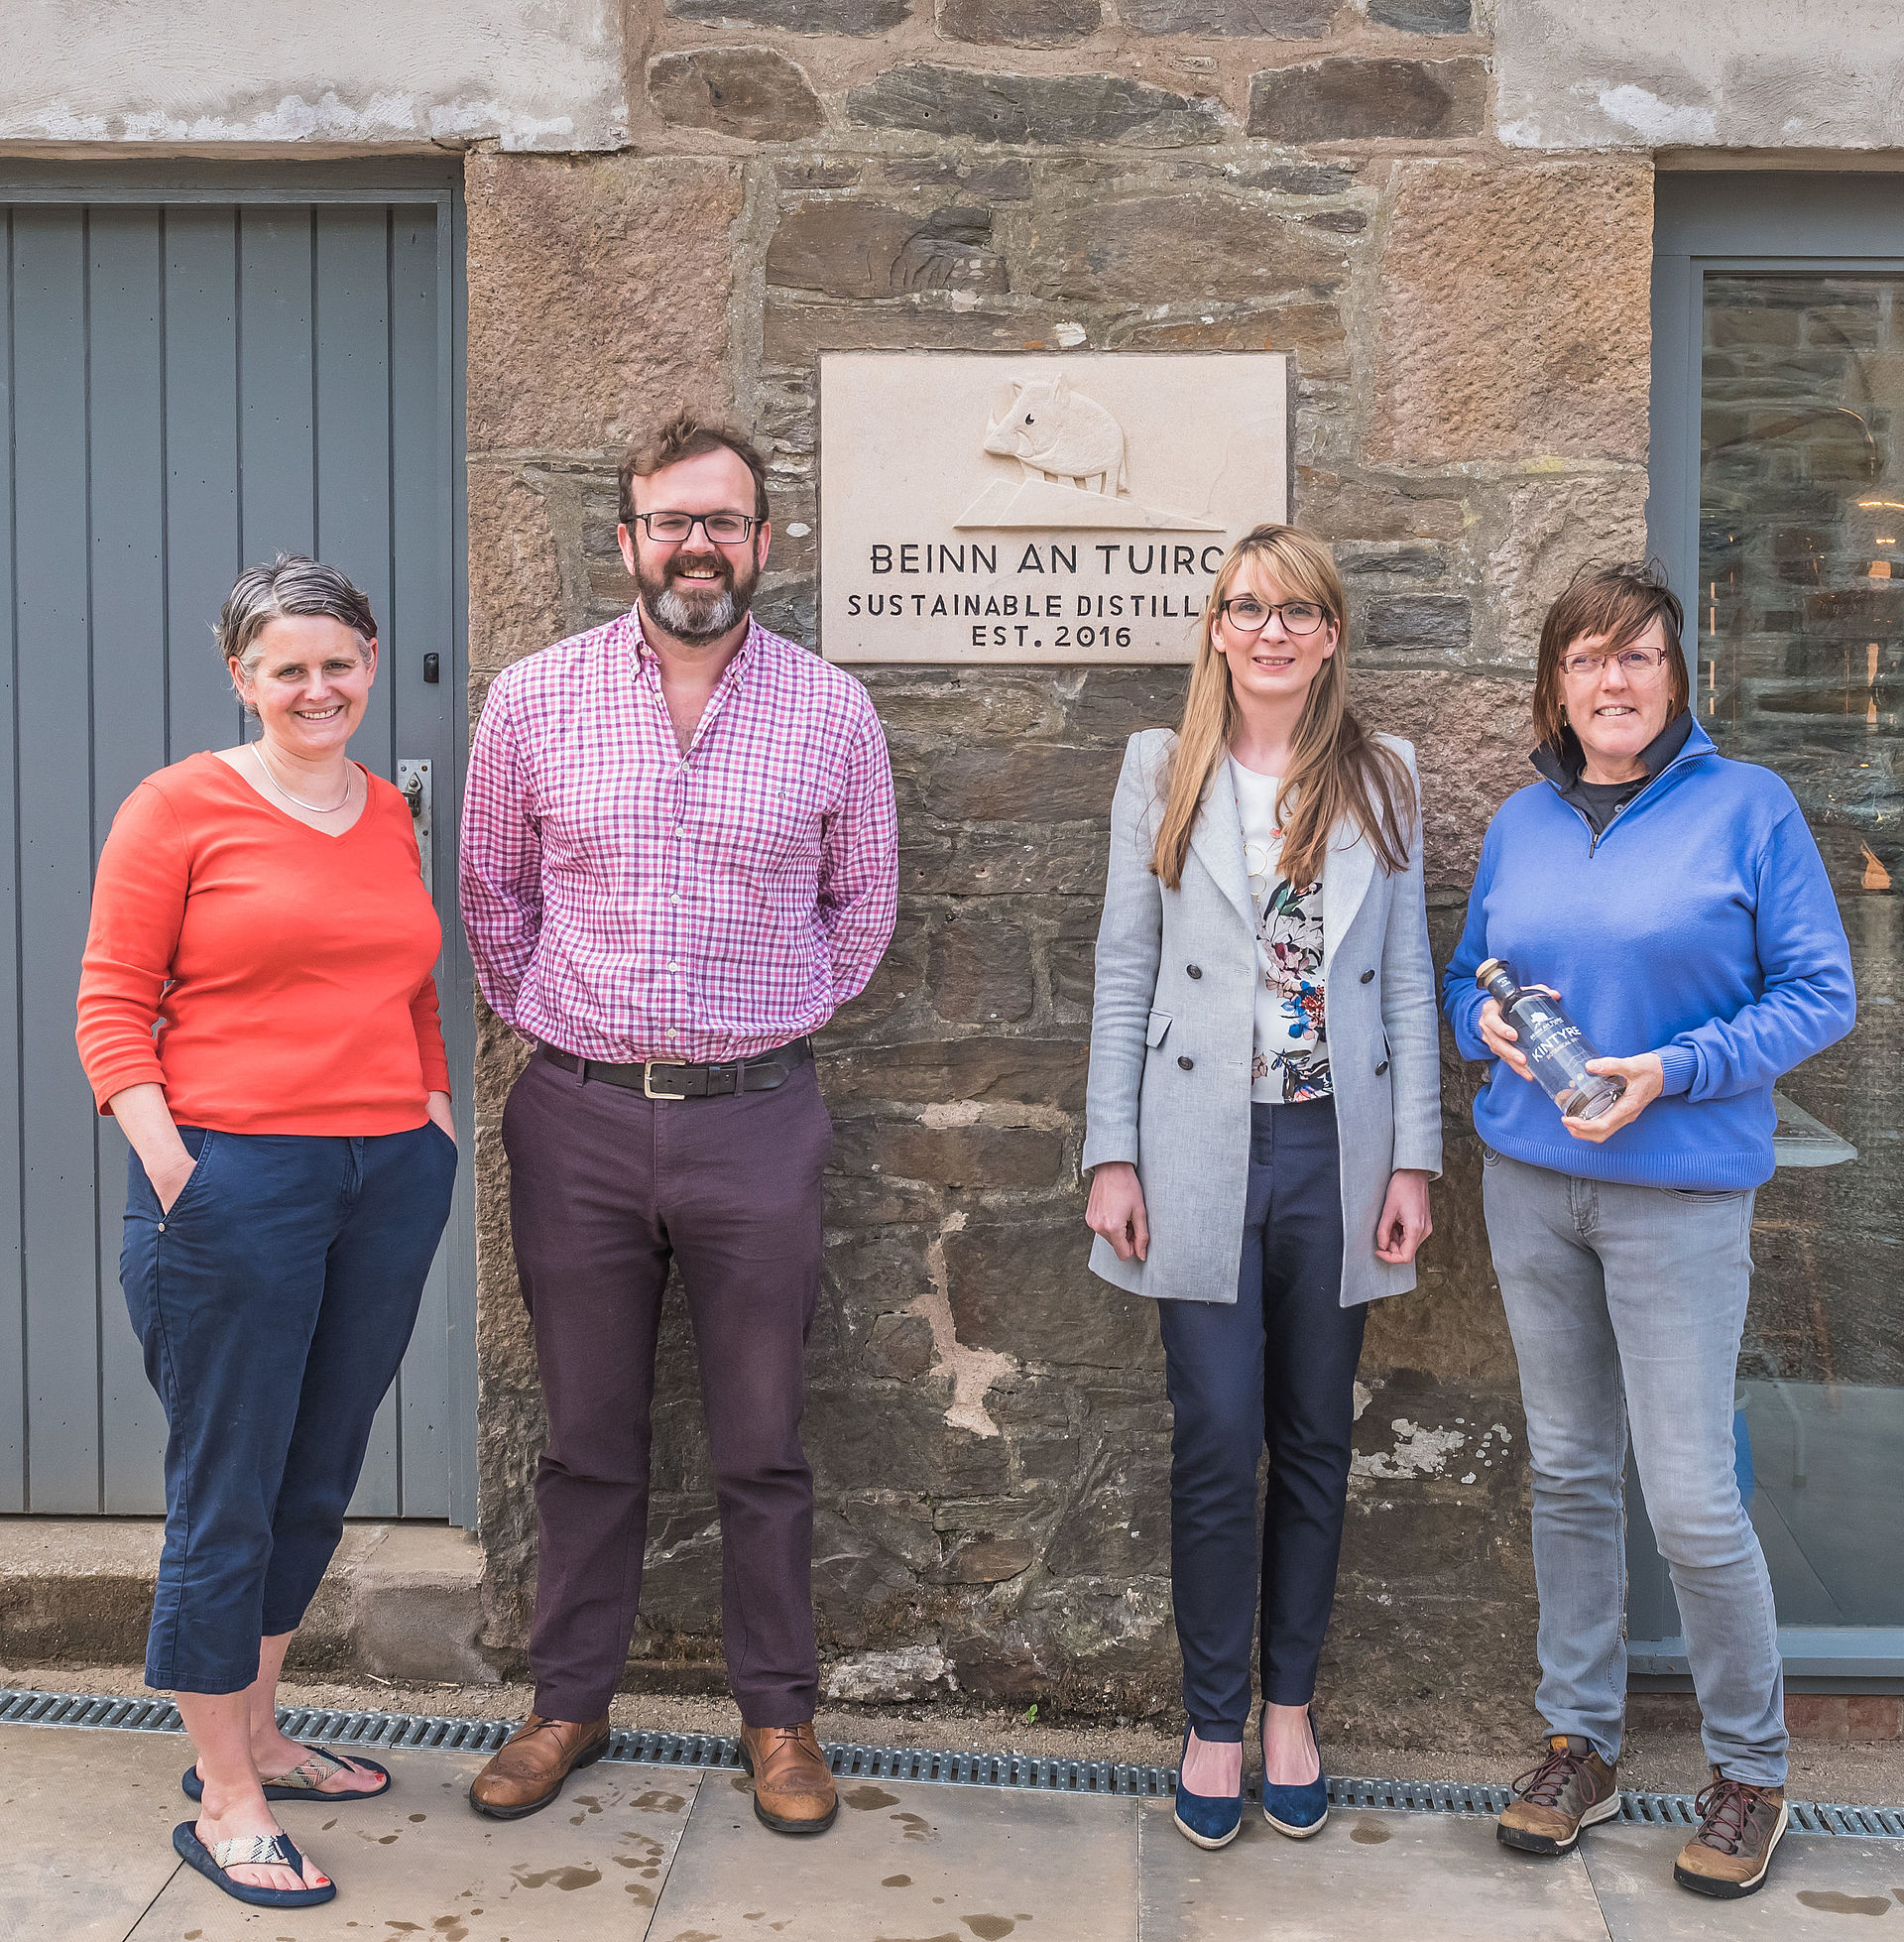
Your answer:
[1220,596,1329,638]
[632,511,763,545]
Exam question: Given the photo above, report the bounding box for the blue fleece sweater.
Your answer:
[1442,719,1856,1191]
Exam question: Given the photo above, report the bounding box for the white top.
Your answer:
[1229,758,1332,1106]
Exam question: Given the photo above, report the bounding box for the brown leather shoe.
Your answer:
[738,1723,838,1835]
[467,1714,611,1820]
[1497,1736,1620,1855]
[1674,1770,1787,1898]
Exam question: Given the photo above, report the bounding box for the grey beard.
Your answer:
[646,581,742,644]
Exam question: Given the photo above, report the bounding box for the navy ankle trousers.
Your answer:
[1158,1098,1363,1737]
[120,1122,456,1694]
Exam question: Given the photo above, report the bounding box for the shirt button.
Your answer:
[666,1028,678,1039]
[669,893,681,904]
[1186,964,1202,980]
[665,961,679,972]
[1361,969,1375,984]
[1177,1055,1194,1071]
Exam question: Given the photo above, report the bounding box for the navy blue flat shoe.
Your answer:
[1173,1727,1245,1850]
[172,1821,337,1908]
[1261,1705,1329,1839]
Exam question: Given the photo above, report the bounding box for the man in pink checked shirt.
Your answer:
[460,412,896,1836]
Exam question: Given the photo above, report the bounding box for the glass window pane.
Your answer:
[1698,271,1903,1628]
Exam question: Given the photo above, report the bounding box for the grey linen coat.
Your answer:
[1083,728,1442,1308]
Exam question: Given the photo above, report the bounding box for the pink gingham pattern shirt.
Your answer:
[461,609,897,1062]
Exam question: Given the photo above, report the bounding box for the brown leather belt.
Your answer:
[537,1036,813,1100]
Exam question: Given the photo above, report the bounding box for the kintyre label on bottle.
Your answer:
[1475,957,1625,1124]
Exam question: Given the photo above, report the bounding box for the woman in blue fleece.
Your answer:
[1444,562,1854,1902]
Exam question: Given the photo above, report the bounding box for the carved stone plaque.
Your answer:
[818,351,1289,664]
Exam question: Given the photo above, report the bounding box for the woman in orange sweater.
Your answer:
[76,555,457,1912]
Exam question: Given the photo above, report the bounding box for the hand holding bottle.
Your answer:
[1561,1052,1665,1143]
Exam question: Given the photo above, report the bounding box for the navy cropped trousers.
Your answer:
[1157,1098,1363,1738]
[120,1122,456,1694]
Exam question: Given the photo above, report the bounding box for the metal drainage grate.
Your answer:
[4,1689,1900,1838]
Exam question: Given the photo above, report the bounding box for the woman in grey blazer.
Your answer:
[1084,524,1441,1852]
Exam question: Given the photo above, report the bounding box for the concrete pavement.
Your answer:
[6,1722,1903,1941]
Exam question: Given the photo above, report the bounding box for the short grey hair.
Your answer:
[215,554,378,674]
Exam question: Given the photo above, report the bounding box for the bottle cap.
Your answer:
[1475,957,1505,989]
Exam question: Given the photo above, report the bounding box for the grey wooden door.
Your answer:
[0,171,475,1521]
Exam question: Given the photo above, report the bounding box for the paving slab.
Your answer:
[649,1769,1140,1942]
[1583,1822,1904,1939]
[126,1747,700,1941]
[0,1723,186,1940]
[1136,1794,1612,1941]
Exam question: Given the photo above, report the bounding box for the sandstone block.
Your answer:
[1064,668,1190,741]
[1294,466,1467,542]
[1019,191,1344,303]
[1367,162,1652,468]
[467,467,566,675]
[1248,57,1487,140]
[945,1217,1158,1369]
[667,0,911,32]
[902,823,1111,898]
[929,913,1036,1022]
[647,47,826,141]
[1488,473,1649,662]
[465,153,742,453]
[1048,900,1101,1010]
[1043,1442,1170,1579]
[883,156,1034,199]
[833,1116,1069,1187]
[763,298,1064,365]
[847,64,1226,146]
[864,1309,937,1380]
[1352,668,1534,890]
[938,0,1102,47]
[1123,0,1335,32]
[919,742,1123,821]
[1107,299,1348,376]
[1367,0,1471,30]
[767,200,1008,299]
[821,1034,1088,1108]
[1229,160,1355,193]
[1360,592,1472,651]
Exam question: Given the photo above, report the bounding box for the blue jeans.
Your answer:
[120,1123,456,1694]
[1158,1099,1362,1737]
[1483,1149,1786,1786]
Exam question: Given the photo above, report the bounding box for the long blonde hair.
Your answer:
[1151,524,1416,890]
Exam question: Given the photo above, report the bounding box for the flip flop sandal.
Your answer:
[172,1821,337,1908]
[182,1744,391,1803]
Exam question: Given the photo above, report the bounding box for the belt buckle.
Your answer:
[643,1060,689,1101]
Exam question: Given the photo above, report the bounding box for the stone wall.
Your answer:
[466,1,1655,1744]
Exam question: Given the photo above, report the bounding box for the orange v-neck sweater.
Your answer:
[77,752,450,1135]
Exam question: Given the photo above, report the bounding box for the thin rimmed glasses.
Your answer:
[631,512,762,545]
[1561,645,1670,678]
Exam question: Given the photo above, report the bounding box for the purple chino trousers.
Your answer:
[502,1049,831,1727]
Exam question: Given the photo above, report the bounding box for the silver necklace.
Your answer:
[253,742,353,814]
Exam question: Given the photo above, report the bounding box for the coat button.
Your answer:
[1360,969,1374,984]
[1375,1059,1389,1075]
[1186,963,1202,979]
[1178,1055,1194,1071]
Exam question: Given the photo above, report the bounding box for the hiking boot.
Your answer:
[738,1723,838,1835]
[1674,1770,1787,1898]
[1497,1736,1620,1855]
[467,1714,611,1819]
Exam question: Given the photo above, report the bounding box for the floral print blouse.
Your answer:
[1229,759,1332,1105]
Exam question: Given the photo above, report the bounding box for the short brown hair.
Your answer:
[1532,560,1690,754]
[618,410,770,526]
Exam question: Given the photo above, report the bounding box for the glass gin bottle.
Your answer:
[1475,958,1626,1123]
